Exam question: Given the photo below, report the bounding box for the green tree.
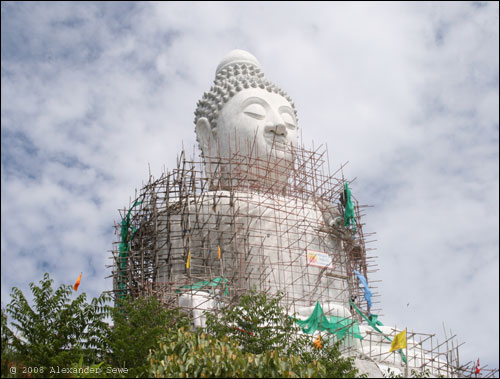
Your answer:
[3,273,111,378]
[106,295,190,377]
[205,289,309,355]
[302,336,360,378]
[203,289,360,378]
[1,307,19,378]
[148,327,328,378]
[2,274,362,378]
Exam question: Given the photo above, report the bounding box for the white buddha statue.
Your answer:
[157,50,356,327]
[145,51,460,377]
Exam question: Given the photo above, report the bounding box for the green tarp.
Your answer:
[295,301,406,363]
[350,300,384,334]
[177,277,229,296]
[294,302,363,340]
[117,201,142,298]
[344,182,356,232]
[350,301,406,363]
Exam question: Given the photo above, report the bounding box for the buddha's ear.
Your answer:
[195,117,215,155]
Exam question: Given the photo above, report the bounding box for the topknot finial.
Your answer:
[215,49,262,76]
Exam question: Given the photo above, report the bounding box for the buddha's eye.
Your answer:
[243,103,266,120]
[281,112,296,128]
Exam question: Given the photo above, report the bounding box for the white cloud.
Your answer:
[1,1,498,370]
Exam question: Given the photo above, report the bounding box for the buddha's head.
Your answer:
[194,50,298,187]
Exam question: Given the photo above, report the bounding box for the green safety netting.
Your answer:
[117,200,142,298]
[368,314,384,328]
[350,301,384,334]
[177,277,229,296]
[344,182,356,232]
[294,302,363,340]
[350,301,406,363]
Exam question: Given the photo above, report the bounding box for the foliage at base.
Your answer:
[2,273,110,378]
[149,328,329,378]
[106,295,190,377]
[150,289,360,378]
[2,274,364,378]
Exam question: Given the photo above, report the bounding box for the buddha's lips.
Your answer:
[265,134,289,149]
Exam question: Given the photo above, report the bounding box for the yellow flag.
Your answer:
[73,272,82,291]
[218,245,221,260]
[389,329,407,352]
[186,251,191,269]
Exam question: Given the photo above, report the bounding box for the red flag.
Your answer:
[475,358,480,374]
[73,272,82,291]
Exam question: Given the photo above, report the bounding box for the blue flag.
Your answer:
[354,269,372,308]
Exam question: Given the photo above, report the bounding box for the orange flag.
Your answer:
[313,334,323,349]
[73,272,82,291]
[218,245,221,260]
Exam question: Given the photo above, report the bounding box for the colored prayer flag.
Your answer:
[218,245,221,260]
[73,272,82,291]
[353,269,373,308]
[186,251,191,269]
[344,182,356,231]
[475,358,481,374]
[389,329,407,352]
[313,334,323,349]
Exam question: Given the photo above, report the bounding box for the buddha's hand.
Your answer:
[331,216,344,227]
[314,198,342,227]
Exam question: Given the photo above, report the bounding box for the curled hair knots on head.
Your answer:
[194,61,298,130]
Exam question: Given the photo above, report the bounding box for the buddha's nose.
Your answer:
[266,113,287,137]
[266,124,287,138]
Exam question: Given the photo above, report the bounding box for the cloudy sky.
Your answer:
[2,1,498,371]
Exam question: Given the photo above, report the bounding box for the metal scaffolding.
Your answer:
[110,143,373,314]
[109,142,496,378]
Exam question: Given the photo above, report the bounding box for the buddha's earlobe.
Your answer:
[195,117,213,154]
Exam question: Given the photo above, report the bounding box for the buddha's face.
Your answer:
[215,88,297,162]
[196,87,297,188]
